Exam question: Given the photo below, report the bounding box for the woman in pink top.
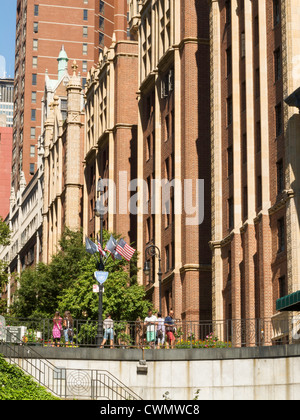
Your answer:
[52,311,63,347]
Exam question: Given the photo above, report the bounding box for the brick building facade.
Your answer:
[41,52,85,264]
[209,0,300,341]
[83,33,138,248]
[12,0,128,192]
[0,126,13,219]
[81,0,212,322]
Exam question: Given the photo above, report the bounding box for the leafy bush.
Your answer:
[0,354,60,400]
[175,333,231,349]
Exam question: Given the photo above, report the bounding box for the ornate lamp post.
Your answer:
[94,177,105,345]
[143,244,162,314]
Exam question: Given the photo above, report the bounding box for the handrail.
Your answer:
[0,327,142,400]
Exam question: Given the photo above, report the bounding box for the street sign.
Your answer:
[93,285,105,293]
[94,271,109,285]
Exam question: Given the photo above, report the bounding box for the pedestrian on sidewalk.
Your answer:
[144,309,157,349]
[100,314,114,348]
[63,311,74,346]
[165,309,176,349]
[52,311,63,347]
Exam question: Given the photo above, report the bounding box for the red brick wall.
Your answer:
[0,127,13,219]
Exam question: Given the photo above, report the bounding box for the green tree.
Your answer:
[12,228,152,321]
[0,216,11,291]
[58,230,152,321]
[12,228,90,318]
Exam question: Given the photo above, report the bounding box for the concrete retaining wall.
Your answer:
[3,345,300,400]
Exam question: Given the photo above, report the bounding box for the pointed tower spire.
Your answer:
[57,45,69,80]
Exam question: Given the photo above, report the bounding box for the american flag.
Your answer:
[97,234,106,257]
[116,238,136,262]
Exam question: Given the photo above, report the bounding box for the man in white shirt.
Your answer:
[144,309,157,348]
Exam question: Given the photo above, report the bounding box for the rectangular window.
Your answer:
[257,175,262,208]
[32,56,38,68]
[241,81,246,111]
[241,32,245,58]
[254,15,259,45]
[227,96,233,126]
[30,163,35,175]
[99,32,104,47]
[228,197,234,229]
[227,146,233,176]
[83,43,88,55]
[256,121,261,152]
[33,22,38,33]
[82,60,87,72]
[243,186,248,219]
[278,217,285,252]
[31,91,37,103]
[277,159,284,194]
[99,16,104,30]
[226,0,231,25]
[275,103,282,137]
[242,133,247,164]
[30,145,35,158]
[255,68,260,98]
[165,245,170,272]
[83,9,88,20]
[279,275,286,298]
[226,47,232,76]
[30,127,36,139]
[32,74,37,85]
[33,39,38,50]
[100,0,105,14]
[34,4,39,16]
[83,26,88,37]
[274,48,282,81]
[273,0,280,26]
[31,109,36,121]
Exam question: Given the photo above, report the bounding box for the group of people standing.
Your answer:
[51,309,176,349]
[52,311,74,347]
[144,309,176,349]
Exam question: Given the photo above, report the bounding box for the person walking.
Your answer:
[164,309,176,349]
[156,313,165,348]
[100,314,114,348]
[52,311,63,347]
[63,311,74,346]
[144,309,157,348]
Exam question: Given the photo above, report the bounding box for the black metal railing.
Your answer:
[1,315,297,349]
[0,327,142,400]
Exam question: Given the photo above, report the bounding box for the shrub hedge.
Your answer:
[0,354,60,400]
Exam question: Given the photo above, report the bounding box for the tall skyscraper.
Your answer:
[12,0,128,192]
[0,78,14,127]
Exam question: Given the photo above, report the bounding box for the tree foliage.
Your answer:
[11,228,152,321]
[0,216,11,290]
[0,354,59,400]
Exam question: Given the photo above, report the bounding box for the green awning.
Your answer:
[276,290,300,312]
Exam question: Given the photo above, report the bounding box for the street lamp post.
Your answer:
[143,244,162,314]
[94,177,105,346]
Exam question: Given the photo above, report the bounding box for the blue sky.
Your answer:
[0,0,17,77]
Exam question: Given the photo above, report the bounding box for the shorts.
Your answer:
[104,328,114,340]
[156,331,165,344]
[146,331,156,342]
[167,331,175,342]
[64,329,73,342]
